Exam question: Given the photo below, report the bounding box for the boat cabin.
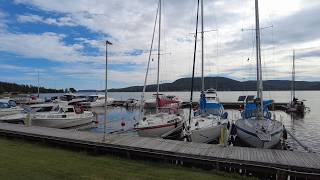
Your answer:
[0,99,17,108]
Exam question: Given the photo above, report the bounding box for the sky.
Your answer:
[0,0,319,90]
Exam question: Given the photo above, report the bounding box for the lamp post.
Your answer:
[103,40,112,142]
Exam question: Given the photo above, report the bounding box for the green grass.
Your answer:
[0,137,253,180]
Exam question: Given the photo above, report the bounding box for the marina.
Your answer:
[0,0,319,179]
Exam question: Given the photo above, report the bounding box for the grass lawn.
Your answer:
[0,137,253,180]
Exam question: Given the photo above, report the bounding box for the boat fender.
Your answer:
[227,121,230,130]
[121,120,125,127]
[230,123,237,136]
[283,128,287,140]
[221,112,228,119]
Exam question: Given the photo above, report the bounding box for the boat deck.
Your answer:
[0,122,319,179]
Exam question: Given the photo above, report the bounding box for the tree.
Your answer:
[69,88,77,93]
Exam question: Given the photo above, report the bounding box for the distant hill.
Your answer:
[109,77,320,92]
[0,81,64,94]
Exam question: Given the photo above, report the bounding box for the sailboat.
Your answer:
[235,0,284,148]
[185,0,228,143]
[134,0,184,137]
[285,50,305,114]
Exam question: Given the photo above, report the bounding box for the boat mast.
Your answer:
[37,69,40,98]
[201,0,204,92]
[156,0,161,110]
[291,49,296,101]
[104,40,112,141]
[255,0,264,118]
[188,0,200,125]
[139,4,159,116]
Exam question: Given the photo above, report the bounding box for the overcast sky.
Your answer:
[0,0,319,89]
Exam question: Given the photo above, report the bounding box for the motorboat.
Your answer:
[11,94,44,104]
[123,98,139,107]
[0,99,23,117]
[53,93,87,105]
[81,94,114,108]
[31,104,94,128]
[1,103,94,128]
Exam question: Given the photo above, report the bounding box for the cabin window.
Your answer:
[37,106,53,112]
[0,102,9,108]
[8,100,17,107]
[66,108,74,112]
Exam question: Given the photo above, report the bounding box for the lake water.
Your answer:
[39,91,320,152]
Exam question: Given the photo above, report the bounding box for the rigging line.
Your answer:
[140,2,159,116]
[156,0,161,110]
[188,0,200,125]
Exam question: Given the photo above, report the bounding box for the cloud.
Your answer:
[0,32,104,63]
[0,0,317,89]
[17,14,77,26]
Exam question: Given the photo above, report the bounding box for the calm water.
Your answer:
[40,91,320,152]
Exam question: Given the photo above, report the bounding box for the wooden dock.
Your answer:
[0,123,319,179]
[112,100,288,110]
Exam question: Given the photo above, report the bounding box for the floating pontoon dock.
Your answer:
[0,123,319,179]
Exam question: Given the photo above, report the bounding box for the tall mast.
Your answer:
[201,0,204,92]
[140,4,159,116]
[156,0,161,107]
[188,0,200,125]
[37,70,40,98]
[255,0,263,118]
[291,49,296,100]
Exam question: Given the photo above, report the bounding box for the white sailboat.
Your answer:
[235,0,284,148]
[285,50,305,114]
[186,0,228,143]
[134,0,184,137]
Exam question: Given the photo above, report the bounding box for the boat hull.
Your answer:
[31,116,94,128]
[136,122,180,137]
[235,120,283,148]
[190,124,222,143]
[0,108,23,117]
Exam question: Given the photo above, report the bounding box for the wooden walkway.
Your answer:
[0,123,319,179]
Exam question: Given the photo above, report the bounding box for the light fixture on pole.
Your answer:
[103,40,112,142]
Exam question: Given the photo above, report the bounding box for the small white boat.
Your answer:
[0,102,61,122]
[11,94,44,104]
[31,105,94,128]
[0,99,23,117]
[81,94,114,107]
[123,98,139,107]
[134,108,184,137]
